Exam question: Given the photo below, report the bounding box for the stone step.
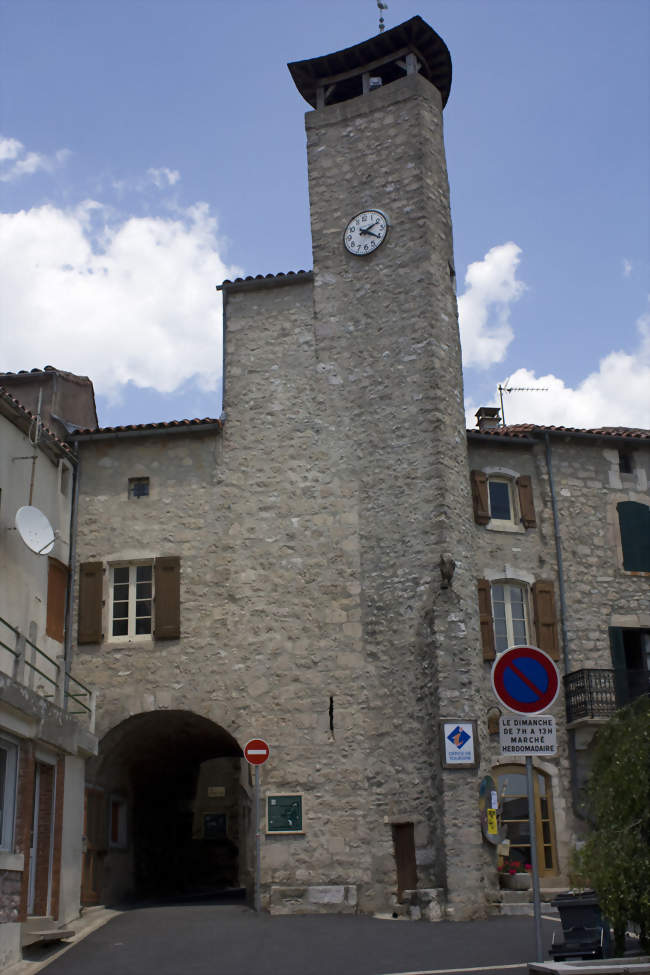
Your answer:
[22,917,75,947]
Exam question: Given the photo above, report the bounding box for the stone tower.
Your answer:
[71,16,490,921]
[285,17,489,917]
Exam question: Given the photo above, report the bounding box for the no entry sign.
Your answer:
[244,739,270,765]
[491,645,559,715]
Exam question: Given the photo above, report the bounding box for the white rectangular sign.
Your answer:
[499,714,557,756]
[442,721,477,766]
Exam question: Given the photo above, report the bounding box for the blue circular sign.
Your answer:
[491,645,560,715]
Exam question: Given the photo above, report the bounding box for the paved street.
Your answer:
[27,901,559,975]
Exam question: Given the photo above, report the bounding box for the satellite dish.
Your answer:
[15,506,56,555]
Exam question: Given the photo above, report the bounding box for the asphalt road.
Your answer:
[32,901,559,975]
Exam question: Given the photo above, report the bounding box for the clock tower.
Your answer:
[288,17,488,919]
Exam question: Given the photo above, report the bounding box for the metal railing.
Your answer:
[564,668,650,724]
[0,615,95,732]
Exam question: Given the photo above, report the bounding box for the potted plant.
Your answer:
[498,859,532,891]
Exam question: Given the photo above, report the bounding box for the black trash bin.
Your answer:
[550,890,611,961]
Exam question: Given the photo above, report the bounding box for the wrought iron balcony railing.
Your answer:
[0,615,96,732]
[564,668,650,724]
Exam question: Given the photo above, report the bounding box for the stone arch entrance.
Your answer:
[82,711,251,905]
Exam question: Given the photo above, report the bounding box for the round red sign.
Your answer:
[491,645,560,715]
[243,738,270,765]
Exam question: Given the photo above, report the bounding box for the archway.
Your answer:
[82,711,251,905]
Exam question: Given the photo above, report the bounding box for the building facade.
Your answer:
[0,381,97,968]
[4,17,648,929]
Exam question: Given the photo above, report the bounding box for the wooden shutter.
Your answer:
[46,557,69,643]
[154,556,180,640]
[78,562,103,644]
[532,580,559,660]
[517,476,537,529]
[470,470,490,525]
[617,501,650,571]
[477,579,495,661]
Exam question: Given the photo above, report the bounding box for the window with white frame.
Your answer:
[491,582,530,653]
[110,564,153,639]
[0,736,18,851]
[488,476,517,526]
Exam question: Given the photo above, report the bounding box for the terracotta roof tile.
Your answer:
[468,423,650,441]
[219,269,312,288]
[75,417,222,435]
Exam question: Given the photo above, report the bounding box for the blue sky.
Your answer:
[1,0,648,429]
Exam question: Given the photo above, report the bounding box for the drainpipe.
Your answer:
[543,433,585,820]
[63,441,81,705]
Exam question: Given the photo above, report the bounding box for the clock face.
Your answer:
[343,209,389,256]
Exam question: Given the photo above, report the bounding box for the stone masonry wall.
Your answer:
[467,435,650,886]
[304,73,490,918]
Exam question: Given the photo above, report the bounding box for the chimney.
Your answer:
[475,406,501,432]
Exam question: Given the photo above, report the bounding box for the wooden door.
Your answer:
[28,762,55,916]
[81,787,106,906]
[392,822,417,899]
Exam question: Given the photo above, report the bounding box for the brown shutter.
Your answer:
[477,579,496,661]
[470,470,490,524]
[78,562,103,644]
[517,476,537,528]
[46,558,69,643]
[154,556,180,640]
[532,580,559,660]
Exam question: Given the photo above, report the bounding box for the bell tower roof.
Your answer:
[288,15,452,110]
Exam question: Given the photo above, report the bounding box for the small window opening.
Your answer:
[488,479,512,521]
[128,477,150,499]
[618,450,634,474]
[329,696,334,734]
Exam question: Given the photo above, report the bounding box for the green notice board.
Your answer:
[266,794,303,833]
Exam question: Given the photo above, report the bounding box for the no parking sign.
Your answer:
[491,645,559,716]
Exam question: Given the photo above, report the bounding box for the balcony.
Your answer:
[564,668,650,725]
[0,615,96,732]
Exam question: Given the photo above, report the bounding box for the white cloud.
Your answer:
[0,201,241,402]
[466,305,650,429]
[0,136,70,182]
[148,167,181,188]
[622,258,633,278]
[458,241,525,369]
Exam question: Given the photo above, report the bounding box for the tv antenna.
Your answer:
[376,0,388,32]
[498,380,549,425]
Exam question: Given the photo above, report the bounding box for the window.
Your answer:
[109,796,127,848]
[617,501,650,572]
[477,579,559,662]
[495,766,556,876]
[470,470,536,529]
[492,583,529,652]
[110,564,153,639]
[618,449,634,474]
[610,627,650,706]
[78,557,180,645]
[488,477,514,523]
[128,477,150,499]
[0,736,18,852]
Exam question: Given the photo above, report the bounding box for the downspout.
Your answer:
[543,432,585,819]
[63,441,80,705]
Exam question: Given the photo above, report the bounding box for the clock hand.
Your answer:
[360,228,380,237]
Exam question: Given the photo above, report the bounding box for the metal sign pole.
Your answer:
[526,756,543,961]
[254,764,261,913]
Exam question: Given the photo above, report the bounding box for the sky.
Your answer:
[1,0,648,430]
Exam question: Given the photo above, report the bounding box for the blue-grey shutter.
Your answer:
[617,501,650,571]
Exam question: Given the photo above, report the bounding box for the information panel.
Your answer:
[266,794,303,833]
[499,714,557,756]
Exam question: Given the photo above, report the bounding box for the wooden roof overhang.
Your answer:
[288,15,452,109]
